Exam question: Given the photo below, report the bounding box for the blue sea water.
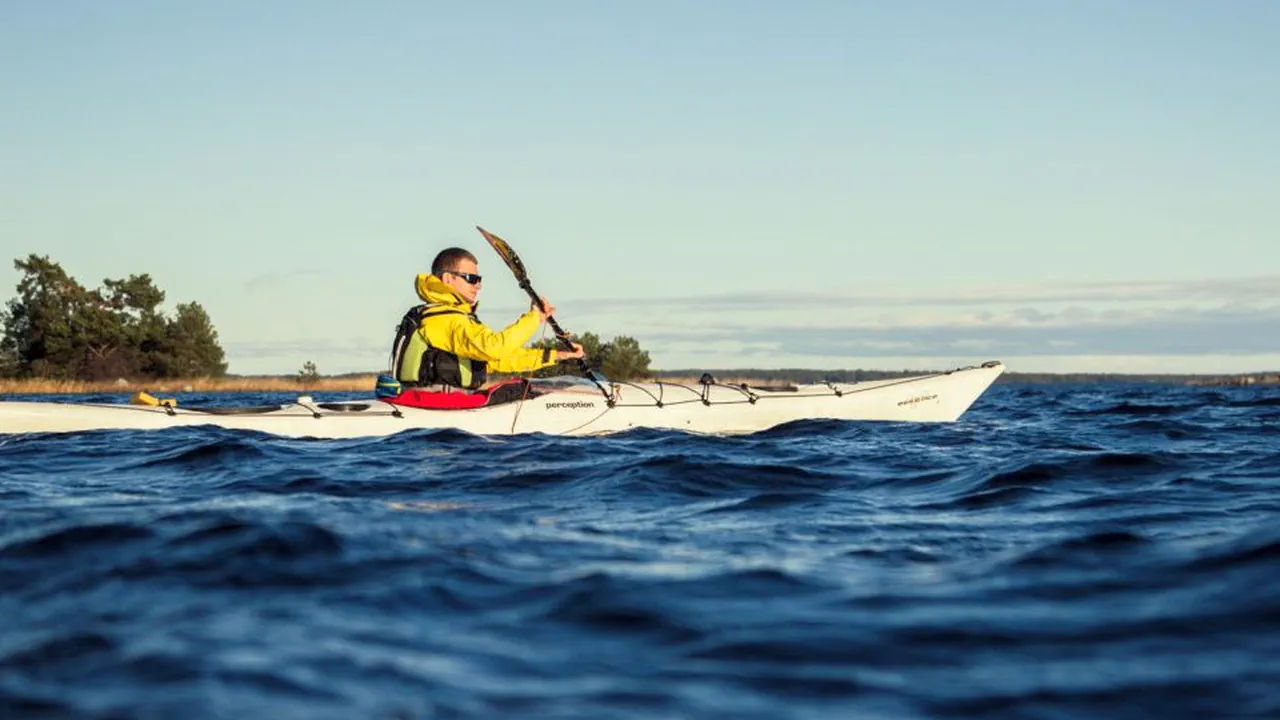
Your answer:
[1,383,1278,719]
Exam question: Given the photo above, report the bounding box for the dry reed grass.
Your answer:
[0,375,380,395]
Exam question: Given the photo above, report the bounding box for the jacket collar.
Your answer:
[415,274,477,313]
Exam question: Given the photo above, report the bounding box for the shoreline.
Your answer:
[0,376,381,395]
[2,370,1278,395]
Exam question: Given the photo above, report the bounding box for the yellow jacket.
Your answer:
[413,274,557,375]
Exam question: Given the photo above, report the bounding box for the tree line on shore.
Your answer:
[1,256,228,380]
[527,333,651,380]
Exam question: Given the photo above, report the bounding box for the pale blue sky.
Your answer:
[2,1,1277,374]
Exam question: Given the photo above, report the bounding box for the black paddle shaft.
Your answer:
[476,226,594,378]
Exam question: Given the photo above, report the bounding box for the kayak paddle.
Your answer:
[475,225,604,385]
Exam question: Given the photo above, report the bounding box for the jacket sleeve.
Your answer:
[447,311,558,373]
[488,346,558,374]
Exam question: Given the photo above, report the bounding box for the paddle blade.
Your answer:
[475,226,528,281]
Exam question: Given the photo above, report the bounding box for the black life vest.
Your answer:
[390,304,488,390]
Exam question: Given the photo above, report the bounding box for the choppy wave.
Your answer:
[2,384,1278,718]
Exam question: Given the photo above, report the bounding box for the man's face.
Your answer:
[441,258,482,304]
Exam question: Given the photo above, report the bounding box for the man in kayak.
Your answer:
[389,247,585,405]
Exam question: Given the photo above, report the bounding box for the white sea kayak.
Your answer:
[0,362,1004,439]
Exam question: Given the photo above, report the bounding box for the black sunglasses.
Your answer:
[447,271,483,285]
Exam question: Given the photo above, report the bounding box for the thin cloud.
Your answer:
[639,304,1280,357]
[241,269,341,293]
[224,337,384,360]
[560,275,1280,313]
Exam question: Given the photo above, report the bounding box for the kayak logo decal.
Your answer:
[897,394,938,407]
[545,400,597,410]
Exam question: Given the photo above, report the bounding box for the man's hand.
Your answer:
[532,296,556,322]
[555,342,585,362]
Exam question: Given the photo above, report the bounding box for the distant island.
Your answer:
[650,368,1280,387]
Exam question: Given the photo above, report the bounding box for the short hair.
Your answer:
[431,248,478,276]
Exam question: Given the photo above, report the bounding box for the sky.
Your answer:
[2,0,1277,375]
